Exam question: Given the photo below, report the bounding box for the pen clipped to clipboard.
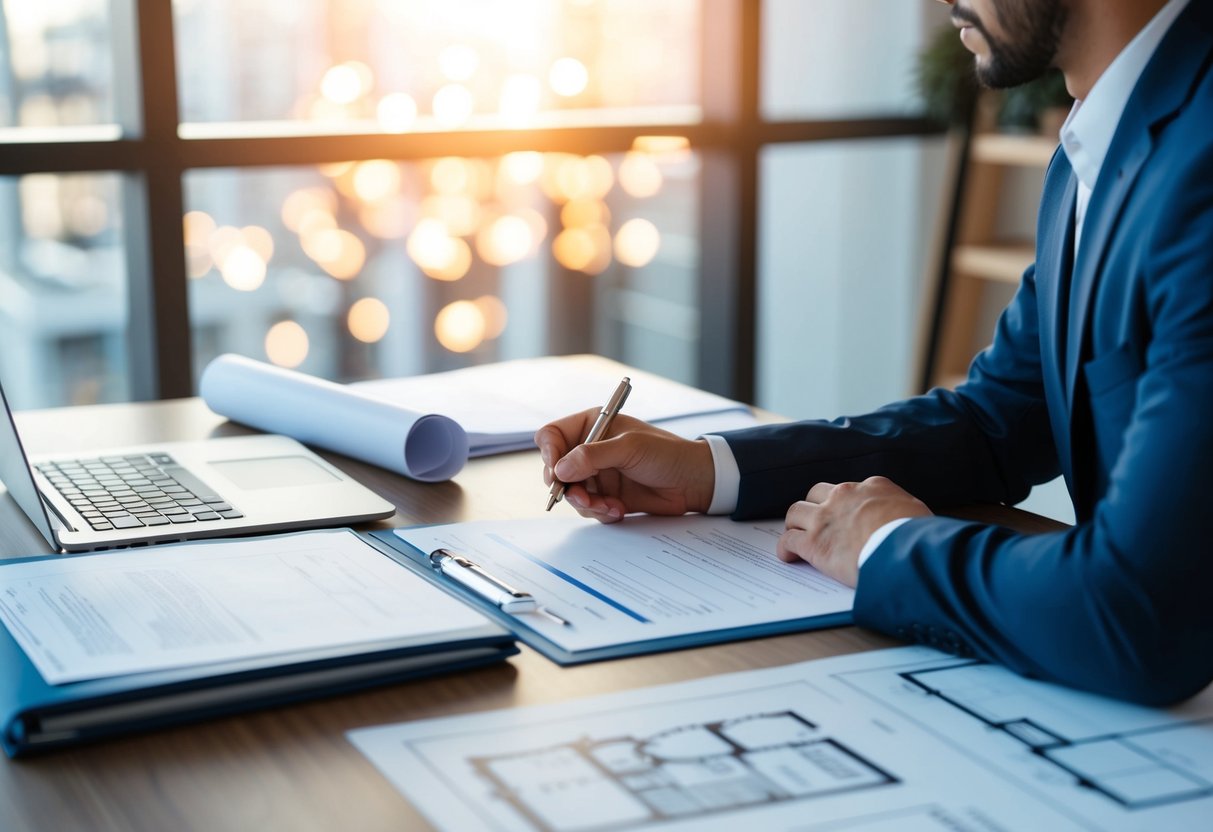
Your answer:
[428,548,570,626]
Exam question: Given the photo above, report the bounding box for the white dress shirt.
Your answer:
[703,0,1189,576]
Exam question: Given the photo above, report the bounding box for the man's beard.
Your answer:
[954,1,1068,88]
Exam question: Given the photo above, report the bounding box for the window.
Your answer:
[0,0,941,410]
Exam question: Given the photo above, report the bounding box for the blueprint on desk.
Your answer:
[348,647,1213,832]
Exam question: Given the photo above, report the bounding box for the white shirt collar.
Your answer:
[1060,0,1190,190]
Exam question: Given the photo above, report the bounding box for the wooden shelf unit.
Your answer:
[920,129,1055,389]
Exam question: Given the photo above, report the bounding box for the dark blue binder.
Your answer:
[371,529,854,666]
[0,531,517,757]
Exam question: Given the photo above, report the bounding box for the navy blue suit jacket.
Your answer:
[720,3,1213,705]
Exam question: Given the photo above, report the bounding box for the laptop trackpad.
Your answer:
[208,456,339,490]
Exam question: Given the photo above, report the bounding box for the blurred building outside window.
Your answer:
[0,0,940,414]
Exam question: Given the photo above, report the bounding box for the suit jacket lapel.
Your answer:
[1063,137,1150,412]
[1064,0,1213,414]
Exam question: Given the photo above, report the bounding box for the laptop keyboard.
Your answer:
[34,453,243,532]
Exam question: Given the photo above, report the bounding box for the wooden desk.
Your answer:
[0,398,1066,832]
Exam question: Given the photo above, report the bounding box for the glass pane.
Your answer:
[0,172,130,408]
[184,147,699,387]
[757,137,948,419]
[173,0,701,133]
[0,0,117,132]
[762,0,937,121]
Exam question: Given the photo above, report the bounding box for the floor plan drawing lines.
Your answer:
[351,647,1213,832]
[468,712,897,832]
[900,662,1213,810]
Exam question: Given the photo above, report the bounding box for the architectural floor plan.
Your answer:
[350,647,1213,831]
[468,711,896,830]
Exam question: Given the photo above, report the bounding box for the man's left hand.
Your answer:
[777,476,932,587]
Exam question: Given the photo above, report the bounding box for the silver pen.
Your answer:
[546,376,632,511]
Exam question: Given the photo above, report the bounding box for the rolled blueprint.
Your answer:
[199,354,468,482]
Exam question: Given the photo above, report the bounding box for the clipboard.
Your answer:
[370,527,854,666]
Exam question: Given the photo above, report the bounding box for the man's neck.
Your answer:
[1057,0,1170,99]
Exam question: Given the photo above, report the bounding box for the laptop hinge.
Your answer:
[40,493,78,534]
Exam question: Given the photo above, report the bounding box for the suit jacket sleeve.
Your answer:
[854,142,1213,706]
[719,260,1060,518]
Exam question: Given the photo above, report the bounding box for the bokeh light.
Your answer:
[303,228,366,279]
[560,198,610,229]
[282,187,337,232]
[519,207,550,247]
[359,196,416,240]
[321,61,373,104]
[614,218,661,267]
[183,210,215,247]
[434,300,486,353]
[546,154,614,203]
[317,161,355,179]
[207,225,244,270]
[184,211,215,278]
[241,225,274,262]
[618,152,663,198]
[219,245,266,291]
[476,214,533,266]
[377,92,418,132]
[632,135,691,158]
[421,194,480,237]
[474,295,509,340]
[348,297,391,343]
[297,206,337,237]
[407,218,472,281]
[352,159,401,203]
[549,57,589,97]
[265,321,309,368]
[426,237,473,281]
[498,151,545,186]
[430,157,471,195]
[553,224,611,274]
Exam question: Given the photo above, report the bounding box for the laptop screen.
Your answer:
[0,378,56,548]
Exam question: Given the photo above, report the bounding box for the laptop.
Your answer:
[0,375,395,553]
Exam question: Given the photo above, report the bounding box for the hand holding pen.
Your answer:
[546,377,632,510]
[534,380,717,522]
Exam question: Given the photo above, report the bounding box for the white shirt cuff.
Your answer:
[702,434,740,515]
[858,517,911,568]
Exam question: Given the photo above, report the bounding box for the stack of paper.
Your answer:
[0,529,516,756]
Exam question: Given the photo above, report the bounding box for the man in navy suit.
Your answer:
[537,0,1213,704]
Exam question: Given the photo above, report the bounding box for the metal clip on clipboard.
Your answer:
[429,549,569,625]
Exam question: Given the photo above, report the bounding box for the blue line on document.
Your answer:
[487,533,652,624]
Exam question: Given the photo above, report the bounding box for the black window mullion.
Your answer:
[697,0,760,402]
[118,0,191,400]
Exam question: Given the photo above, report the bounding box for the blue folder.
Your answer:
[372,529,854,666]
[0,531,517,758]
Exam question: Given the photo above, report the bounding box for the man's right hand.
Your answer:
[534,411,716,523]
